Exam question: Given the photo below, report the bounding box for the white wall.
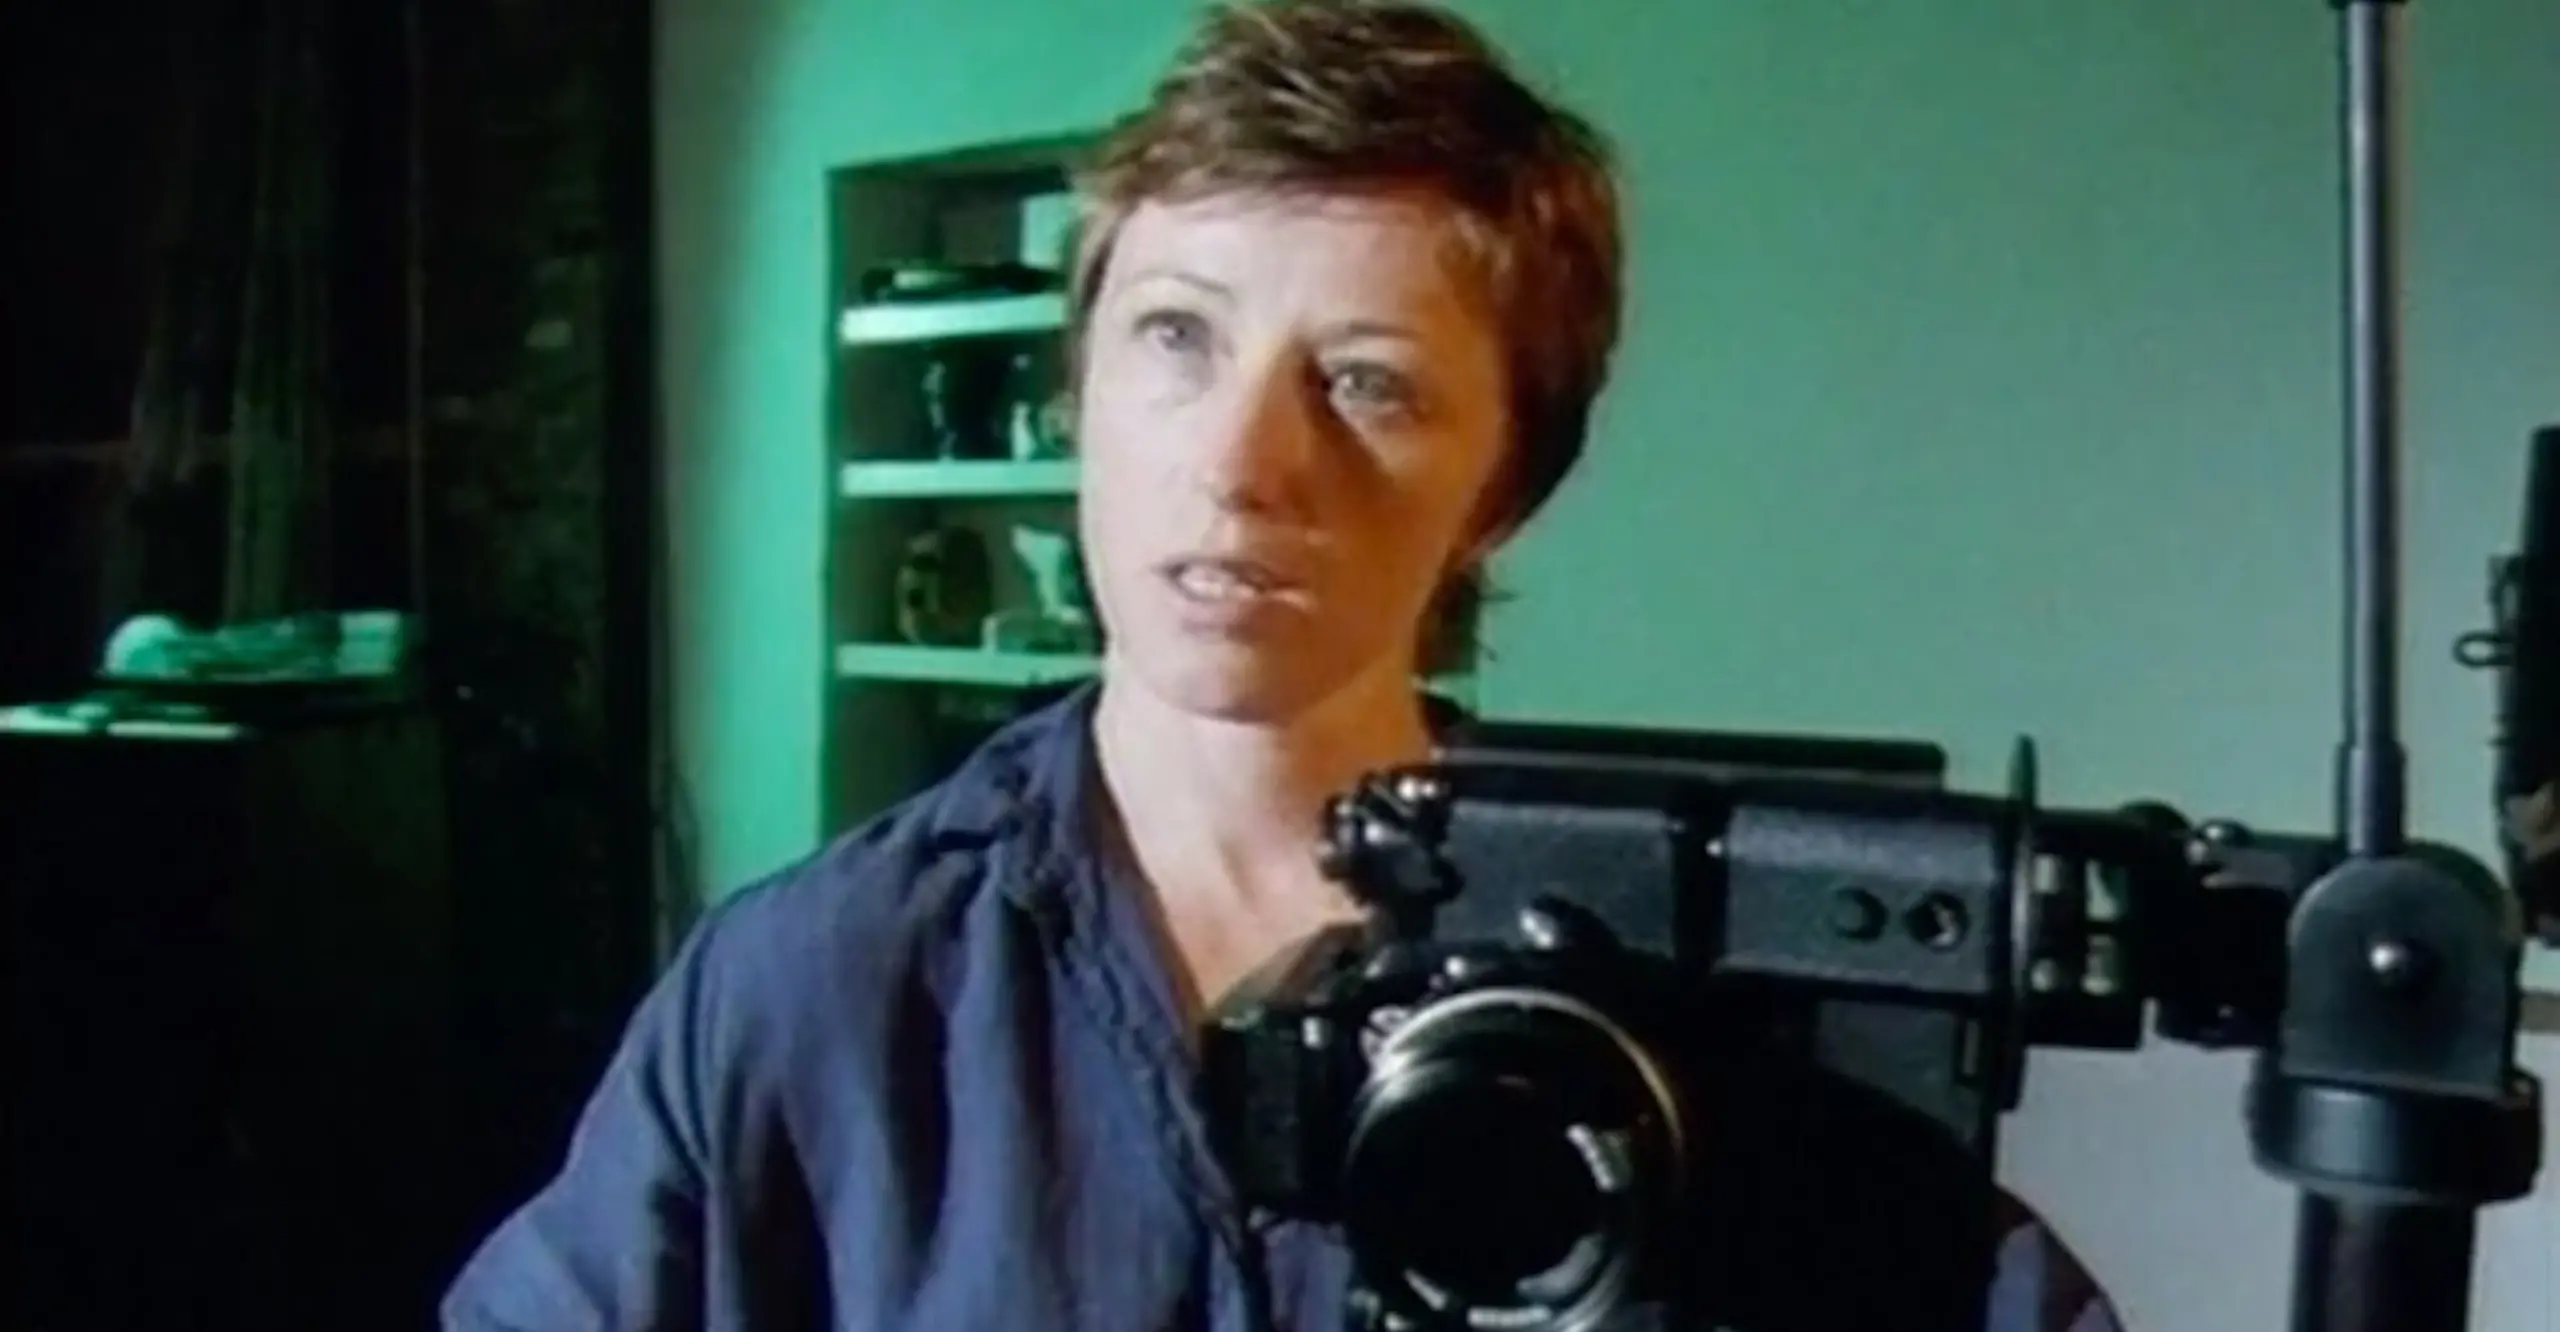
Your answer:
[654,0,2560,1328]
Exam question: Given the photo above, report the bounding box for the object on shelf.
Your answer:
[982,523,1097,655]
[1006,352,1075,461]
[922,348,1019,461]
[103,609,419,685]
[923,344,1068,462]
[1018,192,1078,269]
[11,610,431,729]
[893,526,994,647]
[853,260,1059,306]
[981,611,1097,656]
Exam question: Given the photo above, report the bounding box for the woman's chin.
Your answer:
[1107,637,1367,725]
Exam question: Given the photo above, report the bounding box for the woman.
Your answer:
[441,3,2124,1330]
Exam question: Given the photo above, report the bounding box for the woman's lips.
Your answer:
[1158,555,1311,625]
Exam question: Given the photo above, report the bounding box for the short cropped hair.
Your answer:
[1065,0,1625,676]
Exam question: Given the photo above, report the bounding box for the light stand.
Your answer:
[2245,3,2542,1330]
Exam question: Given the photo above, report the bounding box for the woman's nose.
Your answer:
[1195,362,1322,514]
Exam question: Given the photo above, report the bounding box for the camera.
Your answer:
[1199,723,2307,1332]
[1194,2,2560,1324]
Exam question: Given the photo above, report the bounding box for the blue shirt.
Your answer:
[440,684,2122,1332]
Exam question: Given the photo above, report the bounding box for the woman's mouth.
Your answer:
[1160,557,1308,616]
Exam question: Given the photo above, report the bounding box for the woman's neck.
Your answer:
[1091,664,1437,922]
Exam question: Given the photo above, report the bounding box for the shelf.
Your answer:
[0,704,245,742]
[837,292,1065,347]
[835,643,1099,688]
[838,458,1078,499]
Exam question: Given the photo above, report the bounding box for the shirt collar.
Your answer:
[939,677,1477,909]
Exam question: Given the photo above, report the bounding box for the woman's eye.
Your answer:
[1134,309,1210,355]
[1329,363,1415,415]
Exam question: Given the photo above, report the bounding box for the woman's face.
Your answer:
[1075,188,1512,722]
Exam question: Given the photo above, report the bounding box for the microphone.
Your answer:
[2464,424,2559,945]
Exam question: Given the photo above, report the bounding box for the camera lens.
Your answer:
[1338,987,1682,1329]
[1345,1065,1607,1291]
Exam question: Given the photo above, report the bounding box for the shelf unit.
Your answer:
[822,134,1100,834]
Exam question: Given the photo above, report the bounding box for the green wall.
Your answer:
[655,2,2558,1329]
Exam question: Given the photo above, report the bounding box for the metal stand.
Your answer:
[2248,4,2542,1330]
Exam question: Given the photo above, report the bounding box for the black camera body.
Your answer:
[1197,0,2560,1312]
[1200,725,2277,1332]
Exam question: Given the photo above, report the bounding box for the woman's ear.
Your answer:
[1455,510,1520,574]
[1448,441,1526,582]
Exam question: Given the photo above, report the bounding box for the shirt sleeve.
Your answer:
[439,916,725,1332]
[1986,1196,2127,1332]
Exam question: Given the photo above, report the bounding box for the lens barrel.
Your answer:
[1339,987,1686,1330]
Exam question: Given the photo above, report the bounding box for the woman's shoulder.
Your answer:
[667,687,1099,1036]
[439,692,1111,1332]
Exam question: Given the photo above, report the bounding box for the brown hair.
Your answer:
[1064,0,1625,676]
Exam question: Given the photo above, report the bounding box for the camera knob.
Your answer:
[1315,793,1365,882]
[1518,897,1612,952]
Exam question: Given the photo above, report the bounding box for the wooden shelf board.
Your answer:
[834,643,1098,688]
[837,292,1065,347]
[837,458,1078,499]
